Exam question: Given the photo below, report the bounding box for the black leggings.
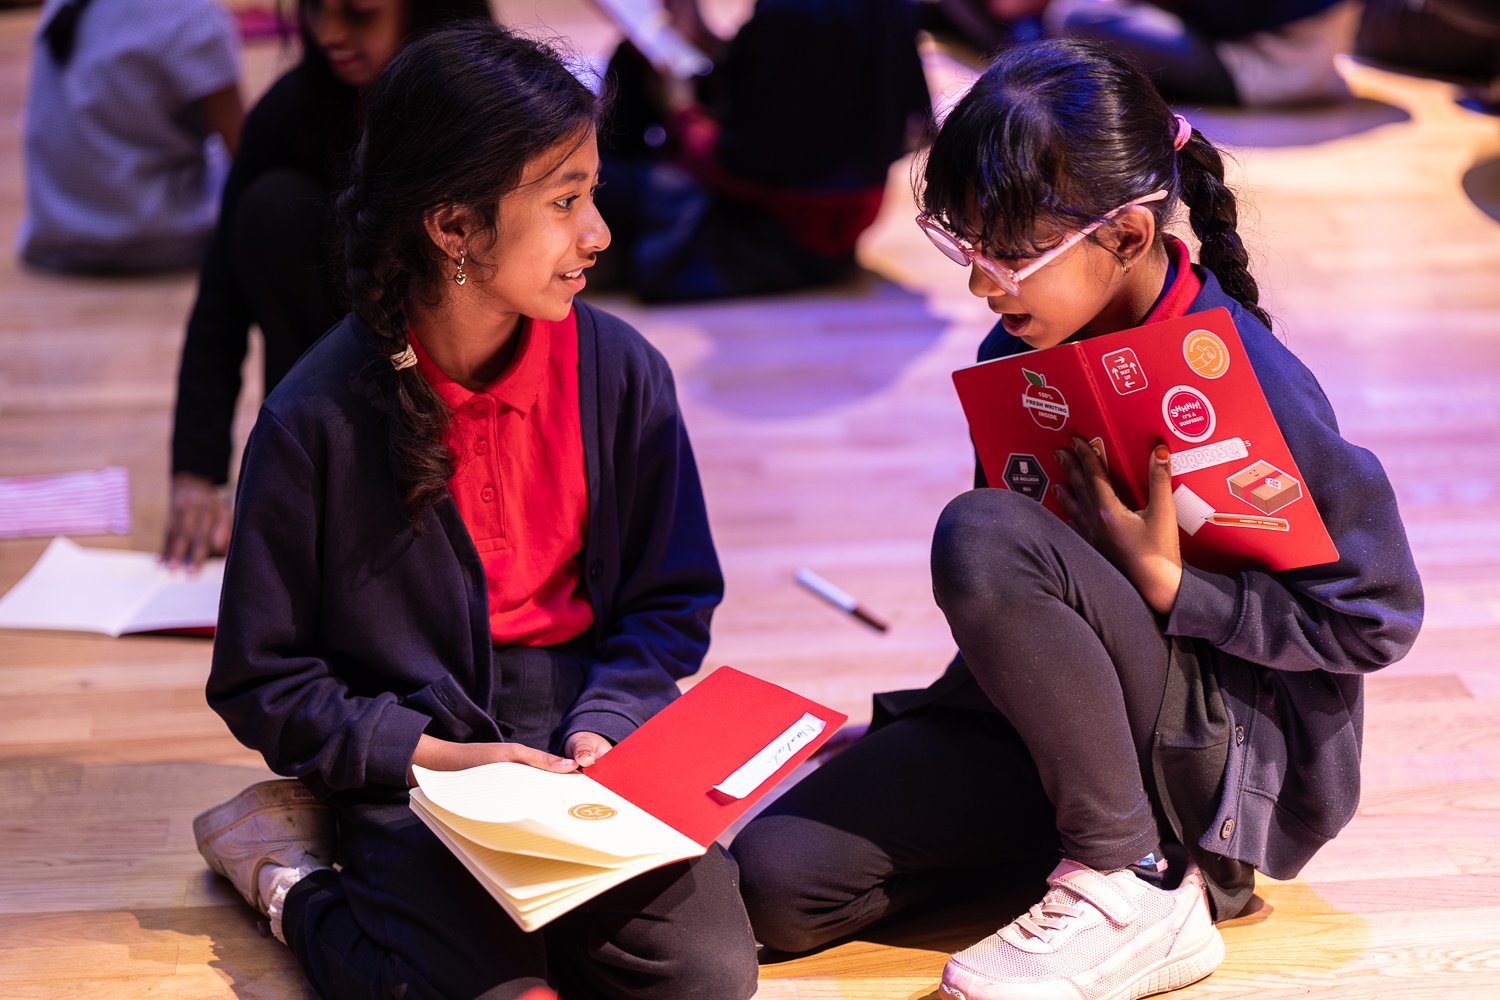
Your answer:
[732,488,1173,951]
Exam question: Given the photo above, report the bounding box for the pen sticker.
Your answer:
[1101,347,1149,395]
[1021,369,1069,430]
[1162,385,1216,443]
[1003,454,1049,502]
[569,804,618,821]
[1183,330,1230,379]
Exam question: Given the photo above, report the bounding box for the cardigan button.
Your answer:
[589,559,603,580]
[1220,818,1235,839]
[1235,725,1245,746]
[480,486,495,503]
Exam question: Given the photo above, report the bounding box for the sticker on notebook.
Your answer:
[1003,454,1049,501]
[713,713,826,800]
[1100,348,1149,395]
[1021,369,1069,430]
[1162,385,1216,443]
[568,804,618,821]
[1227,461,1303,515]
[1174,485,1290,536]
[1183,330,1230,379]
[1168,437,1249,476]
[1087,437,1108,473]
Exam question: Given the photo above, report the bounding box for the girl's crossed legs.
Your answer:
[733,487,1172,950]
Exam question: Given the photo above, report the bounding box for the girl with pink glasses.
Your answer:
[732,39,1420,1000]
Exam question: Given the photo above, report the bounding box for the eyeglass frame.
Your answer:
[915,190,1170,297]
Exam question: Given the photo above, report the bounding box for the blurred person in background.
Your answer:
[19,0,243,272]
[1357,0,1500,113]
[163,0,492,570]
[927,0,1362,106]
[589,0,931,302]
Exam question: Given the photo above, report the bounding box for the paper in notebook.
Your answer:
[0,536,221,636]
[410,667,847,931]
[952,309,1338,575]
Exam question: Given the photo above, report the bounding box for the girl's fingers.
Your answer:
[1053,483,1090,540]
[502,744,578,772]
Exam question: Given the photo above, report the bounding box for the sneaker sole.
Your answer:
[1105,925,1225,1000]
[940,926,1224,1000]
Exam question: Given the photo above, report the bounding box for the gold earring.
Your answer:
[453,249,467,286]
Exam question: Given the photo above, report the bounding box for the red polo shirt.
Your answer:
[409,311,594,647]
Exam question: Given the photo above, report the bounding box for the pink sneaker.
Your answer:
[939,859,1223,1000]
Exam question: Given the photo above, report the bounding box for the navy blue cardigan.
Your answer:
[206,302,722,799]
[974,267,1424,880]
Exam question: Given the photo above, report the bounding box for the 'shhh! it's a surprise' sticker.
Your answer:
[1162,385,1217,443]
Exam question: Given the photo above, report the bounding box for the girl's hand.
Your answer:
[1053,438,1183,614]
[406,734,579,787]
[565,731,613,768]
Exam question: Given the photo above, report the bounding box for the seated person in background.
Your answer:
[1357,0,1500,113]
[590,0,931,302]
[19,0,242,273]
[191,25,755,998]
[162,0,491,570]
[989,0,1361,106]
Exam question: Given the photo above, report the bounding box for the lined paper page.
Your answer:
[413,762,700,859]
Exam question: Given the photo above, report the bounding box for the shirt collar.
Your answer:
[407,316,552,416]
[1143,235,1202,324]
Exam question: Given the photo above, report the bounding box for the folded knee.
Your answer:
[732,816,850,955]
[931,489,1049,606]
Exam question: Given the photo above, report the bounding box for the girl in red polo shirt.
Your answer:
[732,38,1420,1000]
[189,24,756,1000]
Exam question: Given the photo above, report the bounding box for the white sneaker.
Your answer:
[193,780,334,941]
[939,859,1223,1000]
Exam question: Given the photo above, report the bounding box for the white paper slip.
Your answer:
[0,536,222,636]
[712,712,826,800]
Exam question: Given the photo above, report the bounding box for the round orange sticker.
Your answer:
[1183,330,1229,379]
[569,803,617,821]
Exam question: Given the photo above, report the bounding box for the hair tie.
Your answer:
[1173,114,1193,151]
[389,344,418,371]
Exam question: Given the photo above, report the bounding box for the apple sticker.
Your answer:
[1021,369,1069,430]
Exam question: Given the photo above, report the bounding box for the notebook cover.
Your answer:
[953,308,1339,574]
[583,667,848,847]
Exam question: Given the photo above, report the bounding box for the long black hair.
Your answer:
[920,39,1270,330]
[339,23,601,526]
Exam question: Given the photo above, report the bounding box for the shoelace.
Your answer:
[1012,893,1090,943]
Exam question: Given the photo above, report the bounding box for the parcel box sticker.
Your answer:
[1227,461,1303,515]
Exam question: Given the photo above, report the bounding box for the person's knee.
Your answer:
[732,814,844,955]
[931,489,1049,610]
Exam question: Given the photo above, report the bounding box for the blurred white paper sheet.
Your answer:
[590,0,713,78]
[0,536,221,636]
[0,467,131,538]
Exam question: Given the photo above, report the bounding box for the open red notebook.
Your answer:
[952,308,1338,574]
[409,667,847,930]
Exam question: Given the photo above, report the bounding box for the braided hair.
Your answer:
[338,23,601,526]
[919,39,1271,330]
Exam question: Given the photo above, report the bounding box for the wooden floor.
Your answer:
[3,2,1500,996]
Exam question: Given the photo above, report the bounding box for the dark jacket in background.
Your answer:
[206,302,722,799]
[882,267,1423,900]
[172,64,359,485]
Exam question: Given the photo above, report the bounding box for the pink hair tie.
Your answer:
[1173,114,1193,151]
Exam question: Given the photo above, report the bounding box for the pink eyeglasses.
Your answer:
[915,190,1169,297]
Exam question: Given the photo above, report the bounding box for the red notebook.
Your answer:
[952,308,1338,574]
[409,667,847,929]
